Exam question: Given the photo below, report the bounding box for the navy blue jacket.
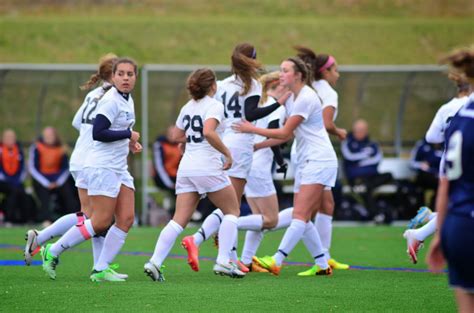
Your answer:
[410,139,443,177]
[341,133,382,181]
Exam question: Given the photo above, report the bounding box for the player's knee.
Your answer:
[115,213,135,231]
[262,214,278,229]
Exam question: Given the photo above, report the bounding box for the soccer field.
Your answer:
[0,226,454,312]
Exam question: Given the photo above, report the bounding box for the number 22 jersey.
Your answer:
[176,95,226,177]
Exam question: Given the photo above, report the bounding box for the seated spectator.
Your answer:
[151,126,182,193]
[28,126,79,224]
[341,119,393,217]
[409,139,442,208]
[0,129,34,224]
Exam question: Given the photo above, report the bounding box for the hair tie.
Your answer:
[251,48,257,59]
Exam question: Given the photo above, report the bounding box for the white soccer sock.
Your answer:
[240,230,264,265]
[273,219,306,266]
[49,219,95,257]
[37,212,86,246]
[272,207,293,231]
[302,221,329,269]
[94,225,128,272]
[216,215,238,265]
[413,216,437,241]
[150,220,183,268]
[92,236,105,267]
[315,213,333,259]
[238,214,263,231]
[193,208,223,246]
[428,212,438,221]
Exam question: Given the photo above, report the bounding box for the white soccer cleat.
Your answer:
[213,262,246,278]
[109,263,128,279]
[90,268,126,282]
[24,229,39,266]
[403,229,424,264]
[144,261,165,282]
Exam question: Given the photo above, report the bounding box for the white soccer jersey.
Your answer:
[425,96,469,144]
[286,85,337,166]
[176,95,226,177]
[215,75,262,151]
[70,84,110,171]
[249,98,286,178]
[83,87,136,172]
[312,79,338,121]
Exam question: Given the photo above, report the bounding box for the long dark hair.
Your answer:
[231,43,263,95]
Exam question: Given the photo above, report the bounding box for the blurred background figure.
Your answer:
[28,126,79,225]
[0,129,33,224]
[409,139,443,209]
[341,119,393,217]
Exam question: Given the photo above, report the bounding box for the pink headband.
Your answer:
[319,55,335,72]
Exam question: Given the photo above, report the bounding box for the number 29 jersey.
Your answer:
[444,94,474,217]
[216,75,262,150]
[176,95,226,177]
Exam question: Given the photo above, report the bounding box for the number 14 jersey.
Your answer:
[176,95,226,177]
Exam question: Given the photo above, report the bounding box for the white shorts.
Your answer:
[175,175,231,196]
[84,167,135,198]
[226,147,253,179]
[294,161,337,193]
[71,170,88,190]
[245,175,276,198]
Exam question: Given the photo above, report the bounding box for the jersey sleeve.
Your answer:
[175,108,185,130]
[96,97,118,125]
[425,106,445,144]
[248,79,262,98]
[290,94,314,120]
[205,101,225,123]
[72,102,86,131]
[321,88,338,110]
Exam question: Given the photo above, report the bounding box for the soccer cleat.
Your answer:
[297,265,333,276]
[236,260,250,273]
[213,262,245,278]
[403,229,424,264]
[328,258,350,270]
[40,244,59,280]
[407,206,432,229]
[252,256,281,276]
[24,229,40,266]
[109,263,128,280]
[250,260,269,273]
[90,268,126,282]
[144,262,166,282]
[181,236,200,271]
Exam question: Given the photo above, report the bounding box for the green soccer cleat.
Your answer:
[41,244,59,280]
[328,258,350,270]
[109,263,128,279]
[297,265,333,277]
[90,267,126,282]
[252,255,281,276]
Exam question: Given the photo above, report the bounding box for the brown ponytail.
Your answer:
[80,53,118,91]
[441,47,474,84]
[448,72,472,94]
[186,68,217,100]
[294,45,332,81]
[231,43,263,95]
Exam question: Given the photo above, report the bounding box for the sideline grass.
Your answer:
[0,226,455,312]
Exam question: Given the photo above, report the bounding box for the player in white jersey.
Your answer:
[234,57,336,276]
[144,68,245,280]
[404,72,471,264]
[181,43,289,273]
[24,54,121,271]
[40,58,142,282]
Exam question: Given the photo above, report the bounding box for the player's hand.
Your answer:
[277,91,292,106]
[130,130,140,142]
[420,162,430,172]
[232,121,254,133]
[130,141,143,154]
[336,128,347,141]
[222,153,233,170]
[48,182,58,190]
[426,235,445,272]
[276,162,288,179]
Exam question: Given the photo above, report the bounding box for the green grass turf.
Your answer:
[0,226,455,312]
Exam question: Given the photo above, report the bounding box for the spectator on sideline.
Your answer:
[0,129,32,224]
[409,139,442,208]
[28,126,79,224]
[341,119,393,216]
